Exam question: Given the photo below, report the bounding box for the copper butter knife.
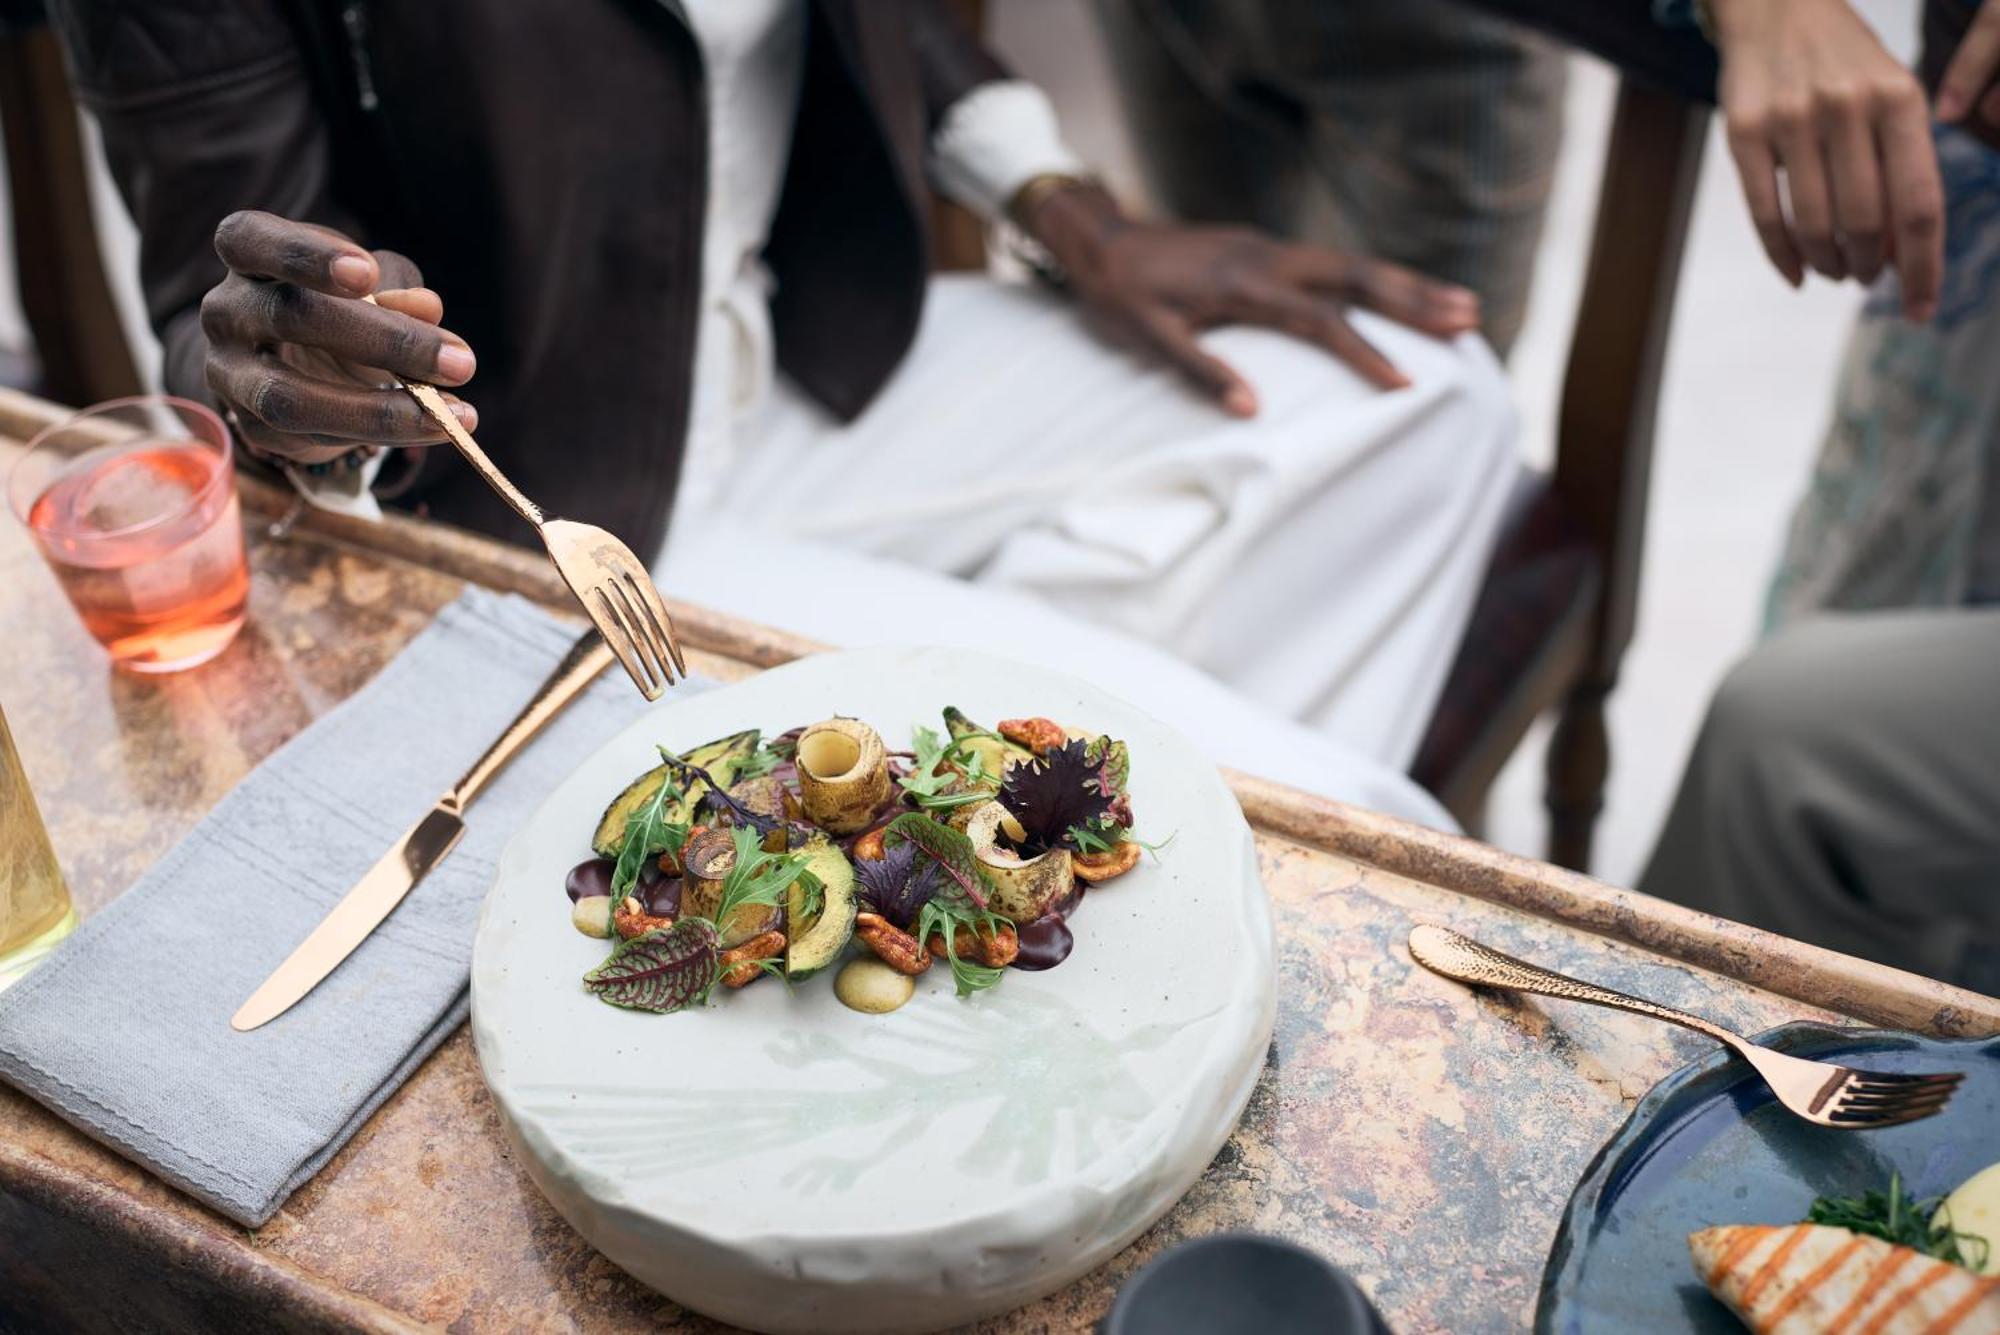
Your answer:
[230,632,617,1031]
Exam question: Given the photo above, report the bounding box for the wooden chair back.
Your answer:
[1411,77,1709,868]
[0,14,142,406]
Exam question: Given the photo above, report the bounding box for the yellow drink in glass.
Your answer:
[0,704,76,988]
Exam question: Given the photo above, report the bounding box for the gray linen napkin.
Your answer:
[0,589,711,1226]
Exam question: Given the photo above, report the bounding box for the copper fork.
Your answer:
[1408,924,1961,1129]
[388,370,686,700]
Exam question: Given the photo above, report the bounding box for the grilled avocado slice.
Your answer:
[785,836,857,981]
[589,728,760,858]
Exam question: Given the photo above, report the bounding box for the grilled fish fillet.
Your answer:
[1690,1224,2000,1334]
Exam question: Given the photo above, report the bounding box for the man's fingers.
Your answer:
[1824,106,1886,282]
[1237,282,1408,390]
[1725,130,1805,286]
[208,348,469,446]
[214,210,378,296]
[1132,308,1257,417]
[1282,248,1478,335]
[228,413,354,468]
[202,279,474,385]
[1876,98,1946,320]
[1775,126,1846,280]
[1938,0,2000,121]
[373,287,445,325]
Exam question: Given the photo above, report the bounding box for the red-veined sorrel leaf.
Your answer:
[582,918,719,1013]
[881,812,997,911]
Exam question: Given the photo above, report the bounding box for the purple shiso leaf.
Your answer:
[999,738,1119,857]
[854,841,945,926]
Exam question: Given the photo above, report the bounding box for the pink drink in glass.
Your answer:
[11,398,247,673]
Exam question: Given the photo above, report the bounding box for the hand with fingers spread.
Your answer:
[1707,0,1945,320]
[1018,181,1480,416]
[1937,0,2000,141]
[201,209,479,467]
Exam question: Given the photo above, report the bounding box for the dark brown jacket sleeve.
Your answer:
[44,0,361,402]
[906,0,1011,131]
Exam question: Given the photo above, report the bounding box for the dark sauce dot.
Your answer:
[639,861,682,918]
[1011,882,1086,972]
[1013,914,1073,971]
[565,858,614,903]
[568,856,679,917]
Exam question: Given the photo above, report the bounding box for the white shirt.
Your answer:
[672,0,1083,524]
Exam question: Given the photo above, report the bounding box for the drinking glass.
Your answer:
[8,396,248,673]
[0,703,75,989]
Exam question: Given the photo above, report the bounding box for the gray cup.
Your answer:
[1103,1234,1391,1334]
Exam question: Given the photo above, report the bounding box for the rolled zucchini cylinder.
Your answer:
[795,717,892,835]
[964,800,1075,923]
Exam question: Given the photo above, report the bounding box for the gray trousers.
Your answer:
[1639,611,2000,993]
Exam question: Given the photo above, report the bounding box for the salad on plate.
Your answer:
[561,707,1158,1017]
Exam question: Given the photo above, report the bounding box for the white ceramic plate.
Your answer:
[471,646,1275,1334]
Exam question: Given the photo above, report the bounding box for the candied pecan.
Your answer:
[998,716,1068,756]
[718,930,787,988]
[613,896,673,940]
[852,825,888,862]
[925,920,1020,968]
[1073,840,1142,882]
[854,911,932,975]
[655,823,709,878]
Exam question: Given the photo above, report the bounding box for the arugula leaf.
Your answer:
[736,747,782,782]
[736,730,798,783]
[881,812,999,911]
[1069,821,1177,861]
[1068,821,1117,854]
[612,746,691,899]
[897,724,1001,814]
[915,898,1010,998]
[723,955,790,989]
[583,919,720,1013]
[1805,1172,1990,1271]
[708,825,811,929]
[794,869,826,924]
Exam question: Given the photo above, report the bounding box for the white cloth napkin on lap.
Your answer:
[0,590,693,1227]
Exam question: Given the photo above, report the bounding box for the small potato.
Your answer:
[834,958,916,1014]
[572,895,614,938]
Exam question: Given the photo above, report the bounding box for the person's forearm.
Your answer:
[906,0,1011,127]
[47,1,365,380]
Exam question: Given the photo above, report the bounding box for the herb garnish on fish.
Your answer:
[1806,1171,1990,1271]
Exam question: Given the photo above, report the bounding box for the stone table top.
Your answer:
[2,391,1994,1334]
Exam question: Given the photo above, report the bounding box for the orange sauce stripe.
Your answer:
[1759,1236,1868,1334]
[1714,1227,1778,1289]
[1920,1275,2000,1335]
[1826,1249,1916,1335]
[1742,1226,1815,1312]
[1856,1261,1955,1335]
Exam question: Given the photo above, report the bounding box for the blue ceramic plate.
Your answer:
[1538,1023,2000,1333]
